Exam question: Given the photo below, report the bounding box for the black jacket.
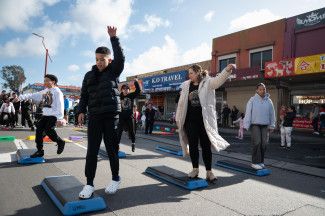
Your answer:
[120,81,141,119]
[283,112,296,127]
[78,36,125,116]
[145,108,156,122]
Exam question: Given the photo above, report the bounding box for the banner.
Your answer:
[295,54,325,75]
[142,70,188,93]
[295,7,325,30]
[265,59,295,78]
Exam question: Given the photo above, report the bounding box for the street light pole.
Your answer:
[32,33,52,76]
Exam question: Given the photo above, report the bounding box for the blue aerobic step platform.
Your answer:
[145,166,208,190]
[0,136,15,141]
[156,145,183,156]
[215,160,271,176]
[41,175,106,216]
[99,146,126,158]
[16,149,45,164]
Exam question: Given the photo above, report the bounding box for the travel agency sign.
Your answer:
[142,70,188,93]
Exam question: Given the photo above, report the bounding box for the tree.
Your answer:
[0,65,26,92]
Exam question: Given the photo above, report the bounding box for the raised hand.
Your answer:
[225,64,236,72]
[107,26,117,37]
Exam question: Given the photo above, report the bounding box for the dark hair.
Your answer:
[121,84,129,90]
[44,74,58,85]
[240,113,245,118]
[256,83,266,89]
[290,105,296,112]
[188,64,207,82]
[95,46,111,55]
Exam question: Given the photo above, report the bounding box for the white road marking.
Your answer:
[72,142,87,150]
[14,139,28,149]
[0,139,28,163]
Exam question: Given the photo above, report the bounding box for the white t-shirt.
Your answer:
[19,87,64,120]
[0,102,15,114]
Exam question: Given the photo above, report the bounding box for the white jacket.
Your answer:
[19,87,64,120]
[0,102,15,114]
[176,68,233,157]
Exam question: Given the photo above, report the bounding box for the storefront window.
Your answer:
[219,57,236,71]
[250,49,272,70]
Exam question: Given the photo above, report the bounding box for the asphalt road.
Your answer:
[0,126,324,216]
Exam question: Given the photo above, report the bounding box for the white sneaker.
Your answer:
[313,132,320,135]
[79,185,95,199]
[105,180,121,194]
[251,164,263,170]
[258,163,265,169]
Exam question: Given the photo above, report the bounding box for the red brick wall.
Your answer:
[211,19,286,74]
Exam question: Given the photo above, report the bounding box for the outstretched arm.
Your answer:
[108,26,125,78]
[208,64,236,90]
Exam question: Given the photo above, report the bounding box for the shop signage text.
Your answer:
[295,54,325,75]
[142,70,188,93]
[295,7,325,30]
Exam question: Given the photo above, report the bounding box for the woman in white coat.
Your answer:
[176,64,235,182]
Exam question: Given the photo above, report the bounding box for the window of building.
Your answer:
[218,53,237,72]
[249,46,273,70]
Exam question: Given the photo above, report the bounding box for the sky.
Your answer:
[0,0,325,88]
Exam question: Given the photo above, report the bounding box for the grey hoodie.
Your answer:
[243,93,276,129]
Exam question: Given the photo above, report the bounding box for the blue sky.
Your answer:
[0,0,324,88]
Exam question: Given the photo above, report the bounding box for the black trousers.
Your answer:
[35,116,63,151]
[85,115,119,182]
[22,110,33,128]
[1,112,14,127]
[312,117,319,132]
[184,119,212,170]
[145,120,154,134]
[117,117,135,143]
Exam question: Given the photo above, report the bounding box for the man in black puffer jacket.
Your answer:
[78,26,125,199]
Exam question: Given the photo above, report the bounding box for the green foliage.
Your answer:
[1,65,26,92]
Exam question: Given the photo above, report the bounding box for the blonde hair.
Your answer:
[188,64,207,82]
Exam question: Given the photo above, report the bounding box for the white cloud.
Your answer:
[0,21,82,58]
[122,35,210,81]
[229,9,281,32]
[84,62,93,71]
[81,50,94,57]
[132,14,170,33]
[204,11,215,22]
[68,64,80,72]
[0,0,59,31]
[70,0,133,43]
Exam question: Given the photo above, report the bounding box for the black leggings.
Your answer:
[85,115,119,184]
[184,119,212,170]
[35,116,63,151]
[117,117,135,143]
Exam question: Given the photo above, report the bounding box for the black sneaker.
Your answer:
[57,140,65,154]
[30,150,44,158]
[131,143,135,152]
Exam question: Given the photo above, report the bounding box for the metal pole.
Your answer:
[44,49,48,76]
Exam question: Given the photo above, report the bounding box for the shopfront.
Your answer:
[141,70,188,119]
[265,53,325,129]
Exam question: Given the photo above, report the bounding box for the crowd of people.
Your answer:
[0,90,40,130]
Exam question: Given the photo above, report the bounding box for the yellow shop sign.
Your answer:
[295,54,325,75]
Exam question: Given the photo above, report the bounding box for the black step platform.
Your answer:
[99,146,126,158]
[16,149,45,164]
[156,145,183,156]
[145,166,208,190]
[215,160,271,176]
[41,175,106,216]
